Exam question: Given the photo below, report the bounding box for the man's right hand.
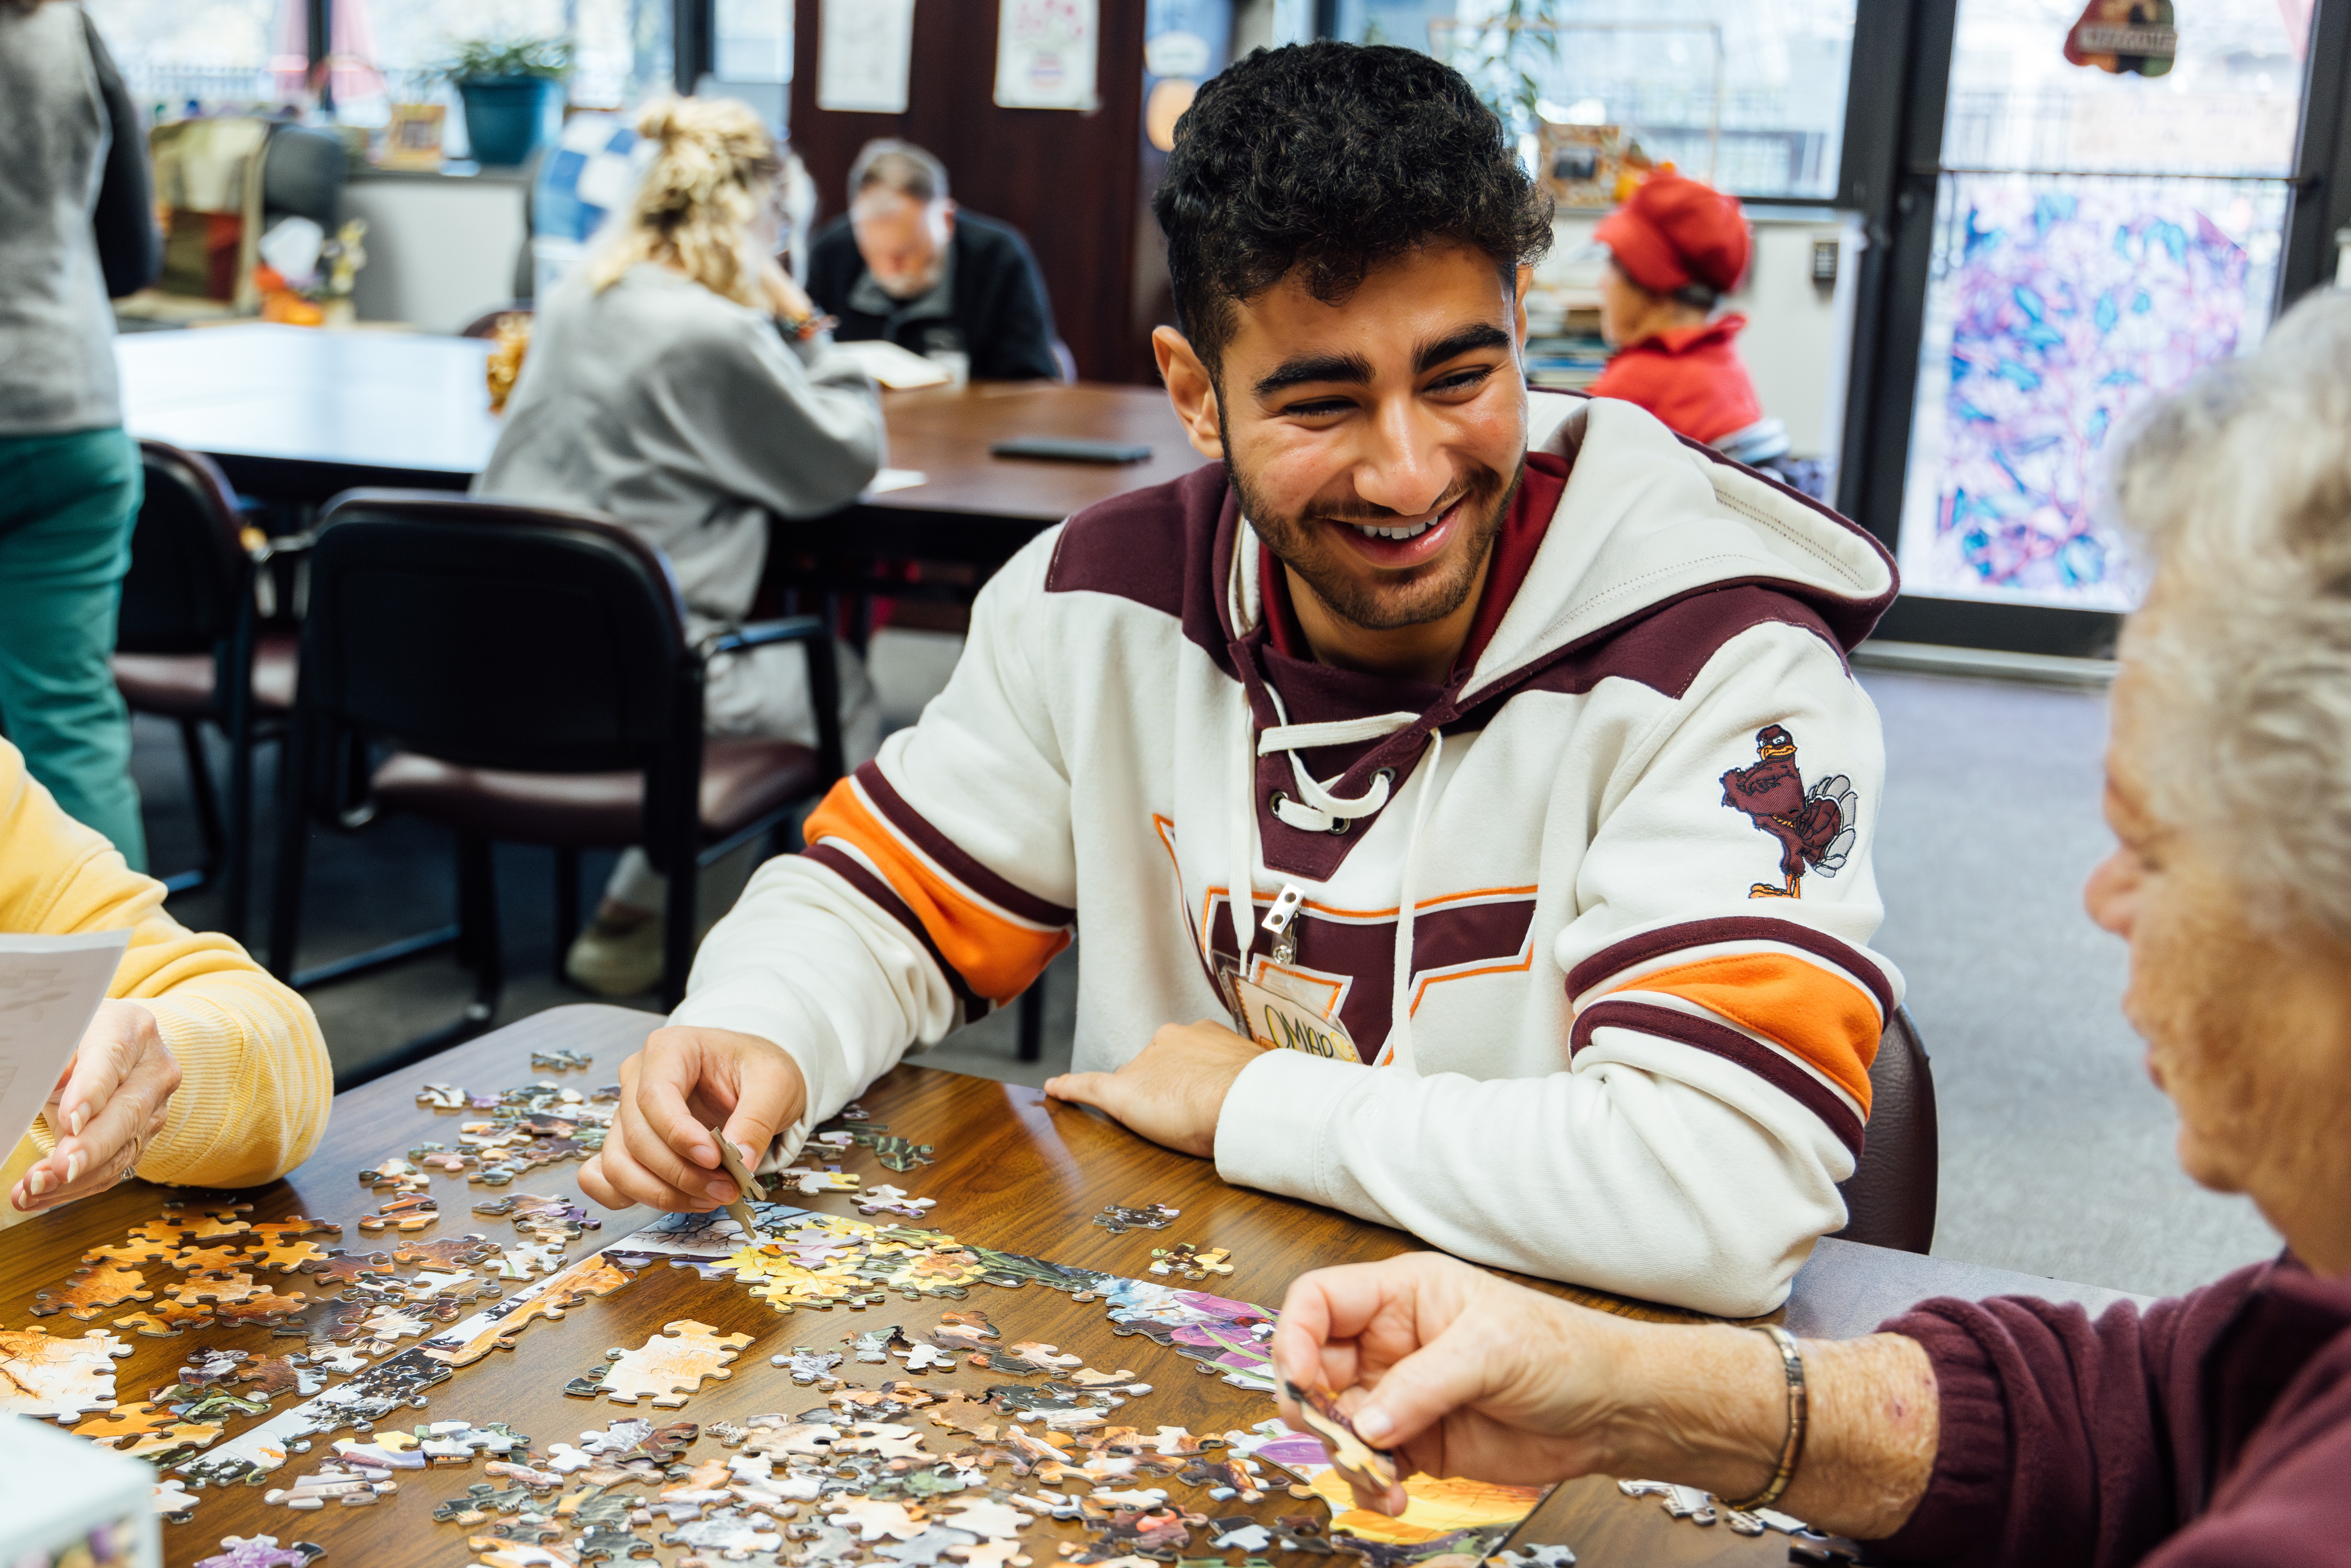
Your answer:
[579,1026,807,1212]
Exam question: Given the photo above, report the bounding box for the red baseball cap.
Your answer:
[1594,174,1750,295]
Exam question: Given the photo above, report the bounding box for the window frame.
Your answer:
[1835,0,2351,656]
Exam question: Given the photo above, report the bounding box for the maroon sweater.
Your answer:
[1877,1256,2351,1565]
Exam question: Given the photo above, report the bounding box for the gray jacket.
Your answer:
[477,263,884,640]
[0,0,121,434]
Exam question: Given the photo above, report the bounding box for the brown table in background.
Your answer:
[775,381,1204,566]
[0,1005,2147,1566]
[116,325,1194,559]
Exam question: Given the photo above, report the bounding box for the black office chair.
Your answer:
[1830,1006,1940,1254]
[110,439,293,936]
[267,492,844,1084]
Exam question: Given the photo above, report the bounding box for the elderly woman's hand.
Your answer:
[1274,1252,1942,1540]
[1272,1253,1649,1513]
[8,999,179,1215]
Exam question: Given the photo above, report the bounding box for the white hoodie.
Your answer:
[677,392,1903,1317]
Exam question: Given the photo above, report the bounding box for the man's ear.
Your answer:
[1513,264,1533,351]
[1154,326,1225,460]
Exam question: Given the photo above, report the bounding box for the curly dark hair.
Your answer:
[1153,41,1555,378]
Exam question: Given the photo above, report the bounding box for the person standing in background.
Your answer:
[1589,173,1781,462]
[0,0,163,869]
[806,140,1065,383]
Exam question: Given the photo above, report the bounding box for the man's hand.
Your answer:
[1042,1019,1266,1158]
[10,1000,179,1215]
[579,1026,807,1212]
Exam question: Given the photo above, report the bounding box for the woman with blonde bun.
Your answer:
[477,95,885,997]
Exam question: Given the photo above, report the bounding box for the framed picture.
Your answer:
[382,103,446,171]
[1538,123,1628,211]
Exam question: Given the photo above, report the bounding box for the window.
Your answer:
[83,0,301,116]
[1332,0,1859,202]
[84,0,673,127]
[362,0,672,114]
[1892,0,2310,612]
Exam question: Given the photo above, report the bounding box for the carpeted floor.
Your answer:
[131,660,2274,1301]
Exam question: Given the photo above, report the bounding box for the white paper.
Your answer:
[868,467,928,493]
[829,338,955,388]
[995,0,1099,111]
[817,0,917,115]
[0,931,133,1157]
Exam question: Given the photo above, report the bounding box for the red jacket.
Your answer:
[1879,1255,2351,1565]
[1587,315,1763,447]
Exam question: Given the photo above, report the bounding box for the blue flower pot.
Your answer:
[457,76,564,166]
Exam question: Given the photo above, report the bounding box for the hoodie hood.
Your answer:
[1223,390,1896,712]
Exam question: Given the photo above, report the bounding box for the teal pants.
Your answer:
[0,427,146,870]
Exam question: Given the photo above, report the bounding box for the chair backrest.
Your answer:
[1832,1006,1940,1254]
[460,303,533,340]
[300,492,692,775]
[117,440,247,656]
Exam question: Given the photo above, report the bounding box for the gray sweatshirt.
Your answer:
[0,0,120,435]
[477,262,884,640]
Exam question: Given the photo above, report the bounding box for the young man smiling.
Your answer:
[582,43,1901,1317]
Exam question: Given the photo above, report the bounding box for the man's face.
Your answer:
[851,190,953,300]
[1179,243,1530,636]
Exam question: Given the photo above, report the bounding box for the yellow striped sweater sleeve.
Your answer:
[0,740,330,1205]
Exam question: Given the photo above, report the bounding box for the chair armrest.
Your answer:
[700,614,829,659]
[697,615,845,789]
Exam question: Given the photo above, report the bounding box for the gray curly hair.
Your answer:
[2114,288,2351,945]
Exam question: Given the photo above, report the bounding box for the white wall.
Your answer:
[1537,208,1864,460]
[342,173,530,335]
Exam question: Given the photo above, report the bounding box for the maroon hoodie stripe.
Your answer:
[802,842,992,1016]
[1570,996,1865,1159]
[853,761,1076,928]
[1566,915,1896,1019]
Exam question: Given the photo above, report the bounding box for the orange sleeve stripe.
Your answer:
[1603,952,1880,1113]
[803,779,1069,1006]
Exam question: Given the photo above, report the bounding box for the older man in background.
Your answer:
[805,139,1064,382]
[1270,289,2351,1566]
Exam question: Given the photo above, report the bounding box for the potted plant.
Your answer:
[438,35,572,168]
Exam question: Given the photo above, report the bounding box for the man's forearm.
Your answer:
[1604,1324,1939,1540]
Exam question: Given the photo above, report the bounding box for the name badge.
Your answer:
[1223,971,1363,1064]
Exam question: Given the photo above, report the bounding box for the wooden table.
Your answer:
[772,381,1206,565]
[0,1004,2145,1566]
[115,325,1197,564]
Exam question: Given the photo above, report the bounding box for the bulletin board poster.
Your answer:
[996,0,1100,111]
[818,0,916,114]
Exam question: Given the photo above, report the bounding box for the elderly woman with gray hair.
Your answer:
[1269,290,2351,1566]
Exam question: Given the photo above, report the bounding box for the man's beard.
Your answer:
[877,262,943,300]
[1230,445,1522,634]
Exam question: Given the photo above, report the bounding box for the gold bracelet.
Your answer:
[1724,1323,1809,1513]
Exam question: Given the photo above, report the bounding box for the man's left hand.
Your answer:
[1042,1019,1266,1158]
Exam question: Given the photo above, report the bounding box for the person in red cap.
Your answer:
[1590,174,1781,461]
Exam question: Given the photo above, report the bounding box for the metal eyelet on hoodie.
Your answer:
[1270,789,1351,833]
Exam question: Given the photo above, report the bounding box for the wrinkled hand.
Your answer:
[579,1026,807,1212]
[760,255,816,324]
[1041,1018,1265,1158]
[9,1000,178,1215]
[1272,1252,1646,1514]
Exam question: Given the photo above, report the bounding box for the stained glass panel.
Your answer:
[1895,173,2288,608]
